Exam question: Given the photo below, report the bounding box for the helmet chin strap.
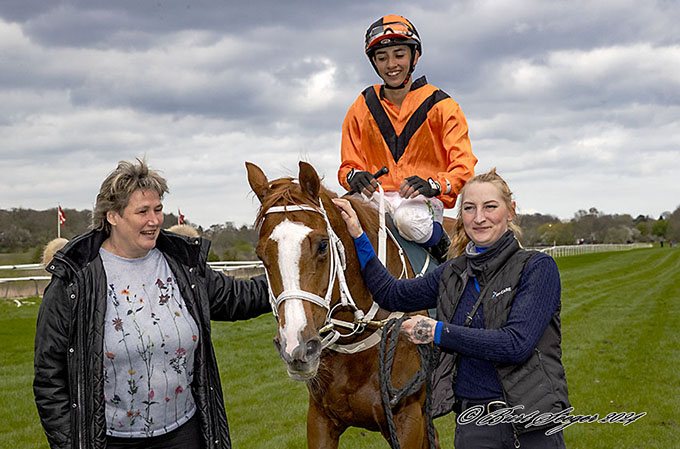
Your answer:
[384,72,412,90]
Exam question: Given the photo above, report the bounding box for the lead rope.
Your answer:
[378,316,438,449]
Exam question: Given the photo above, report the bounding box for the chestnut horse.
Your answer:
[246,161,439,449]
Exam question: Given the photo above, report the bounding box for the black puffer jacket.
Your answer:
[33,229,270,449]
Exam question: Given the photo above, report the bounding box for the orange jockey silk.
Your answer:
[338,78,477,209]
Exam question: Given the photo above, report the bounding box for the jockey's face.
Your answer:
[461,182,514,248]
[372,44,418,88]
[106,189,163,258]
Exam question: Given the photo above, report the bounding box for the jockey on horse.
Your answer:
[338,14,477,263]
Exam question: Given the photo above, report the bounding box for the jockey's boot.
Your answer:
[427,230,451,264]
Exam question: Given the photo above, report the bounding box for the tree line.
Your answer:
[518,207,678,246]
[1,205,678,263]
[0,207,259,262]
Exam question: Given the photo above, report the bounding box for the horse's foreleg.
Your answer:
[306,398,345,449]
[391,401,441,449]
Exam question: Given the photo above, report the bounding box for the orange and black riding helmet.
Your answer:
[364,15,422,89]
[364,14,422,57]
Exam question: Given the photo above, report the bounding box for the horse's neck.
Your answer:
[324,194,405,313]
[340,211,405,313]
[339,232,374,313]
[323,204,375,314]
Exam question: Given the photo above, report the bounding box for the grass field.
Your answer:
[1,247,677,448]
[0,249,40,266]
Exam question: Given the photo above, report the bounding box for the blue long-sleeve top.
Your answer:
[353,232,561,400]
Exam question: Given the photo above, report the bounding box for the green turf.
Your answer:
[2,247,677,448]
[555,248,679,448]
[0,298,46,447]
[0,251,37,265]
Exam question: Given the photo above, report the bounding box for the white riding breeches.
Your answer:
[361,191,444,244]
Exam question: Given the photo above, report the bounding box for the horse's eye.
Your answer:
[318,240,329,255]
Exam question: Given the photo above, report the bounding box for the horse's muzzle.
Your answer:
[273,336,322,380]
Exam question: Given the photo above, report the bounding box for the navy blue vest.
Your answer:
[431,243,570,433]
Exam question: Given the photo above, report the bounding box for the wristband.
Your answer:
[434,321,443,344]
[352,232,376,270]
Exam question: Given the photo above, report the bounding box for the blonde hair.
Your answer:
[41,238,69,267]
[166,223,200,238]
[449,168,522,258]
[92,158,168,233]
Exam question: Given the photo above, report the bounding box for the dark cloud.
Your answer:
[1,0,678,226]
[3,0,385,48]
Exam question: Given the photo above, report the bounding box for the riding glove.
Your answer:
[347,169,375,193]
[405,175,441,198]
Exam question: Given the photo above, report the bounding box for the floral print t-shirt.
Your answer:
[100,247,200,437]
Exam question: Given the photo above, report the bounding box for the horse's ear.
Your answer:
[246,162,269,203]
[298,161,320,200]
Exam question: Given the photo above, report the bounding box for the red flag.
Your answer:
[58,205,66,226]
[178,209,185,225]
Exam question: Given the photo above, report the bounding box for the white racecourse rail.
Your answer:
[0,244,657,282]
[0,243,656,282]
[0,261,263,286]
[0,263,51,286]
[530,243,653,258]
[207,261,264,271]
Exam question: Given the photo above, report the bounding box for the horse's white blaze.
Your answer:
[270,219,312,358]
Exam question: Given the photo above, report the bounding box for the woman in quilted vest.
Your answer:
[332,169,569,448]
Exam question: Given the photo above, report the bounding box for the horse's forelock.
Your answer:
[254,176,379,240]
[255,178,335,227]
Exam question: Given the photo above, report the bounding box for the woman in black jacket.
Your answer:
[34,158,270,449]
[333,169,569,448]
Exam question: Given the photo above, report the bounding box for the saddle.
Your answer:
[384,214,440,319]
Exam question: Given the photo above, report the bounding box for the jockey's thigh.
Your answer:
[377,192,443,244]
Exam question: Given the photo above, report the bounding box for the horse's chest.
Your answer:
[309,353,382,424]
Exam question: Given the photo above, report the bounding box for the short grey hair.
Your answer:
[92,158,169,233]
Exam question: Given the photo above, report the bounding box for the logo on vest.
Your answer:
[491,287,512,300]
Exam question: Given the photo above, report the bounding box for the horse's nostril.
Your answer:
[306,338,321,359]
[289,338,321,363]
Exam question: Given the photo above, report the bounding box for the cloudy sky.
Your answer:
[1,0,678,229]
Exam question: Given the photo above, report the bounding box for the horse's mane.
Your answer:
[254,177,379,236]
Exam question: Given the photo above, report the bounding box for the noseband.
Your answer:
[262,199,364,349]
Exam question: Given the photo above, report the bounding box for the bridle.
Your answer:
[262,198,375,349]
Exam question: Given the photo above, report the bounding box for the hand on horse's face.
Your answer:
[332,198,363,238]
[400,316,437,345]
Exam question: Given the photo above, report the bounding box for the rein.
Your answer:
[379,317,439,449]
